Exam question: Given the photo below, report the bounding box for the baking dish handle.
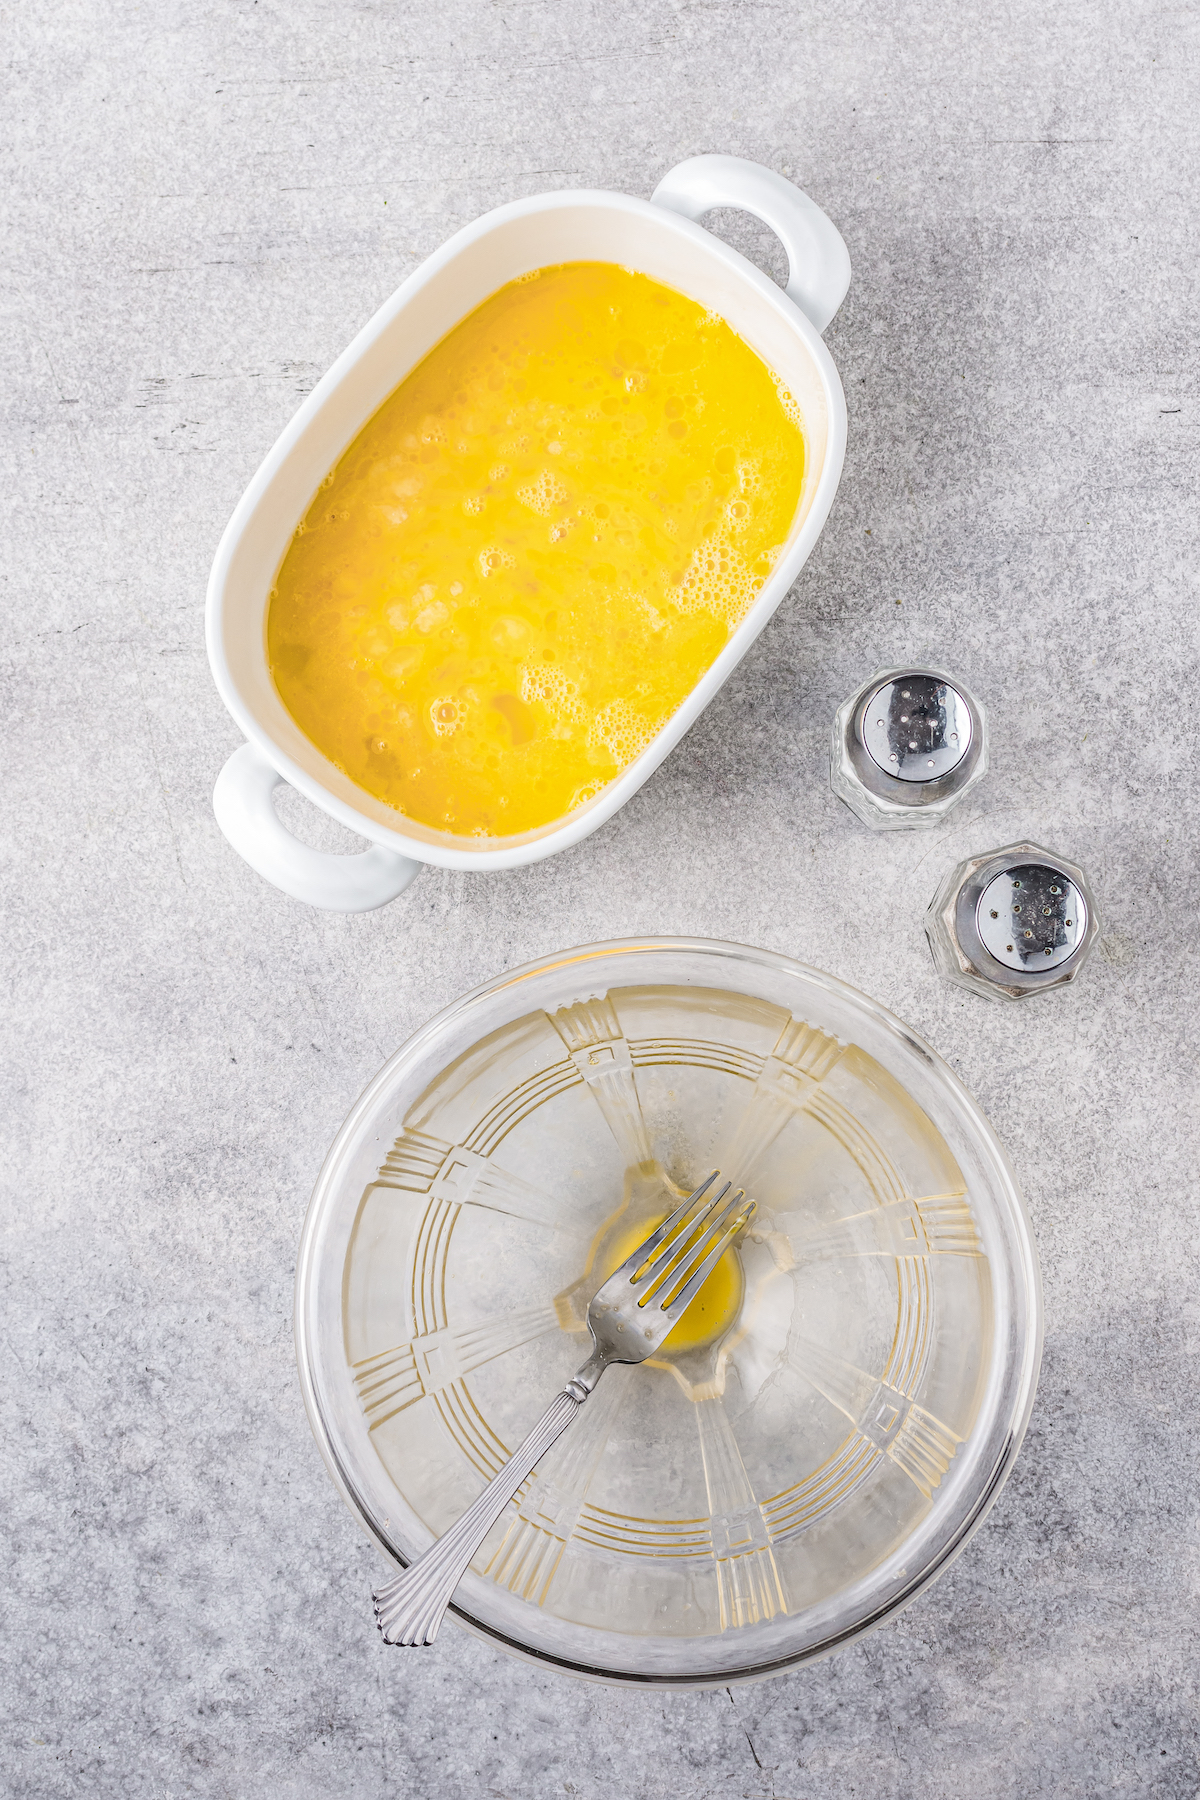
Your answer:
[651,155,851,334]
[213,741,423,912]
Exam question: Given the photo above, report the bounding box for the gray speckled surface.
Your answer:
[3,1,1199,1793]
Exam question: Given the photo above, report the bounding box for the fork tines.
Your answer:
[621,1172,755,1315]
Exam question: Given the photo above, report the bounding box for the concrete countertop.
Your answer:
[3,1,1198,1794]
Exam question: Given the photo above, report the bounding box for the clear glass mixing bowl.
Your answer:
[296,939,1042,1686]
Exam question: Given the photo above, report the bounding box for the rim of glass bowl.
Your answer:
[295,937,1043,1688]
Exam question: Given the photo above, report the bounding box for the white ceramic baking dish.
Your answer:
[206,155,850,911]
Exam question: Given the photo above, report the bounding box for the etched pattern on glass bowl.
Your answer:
[297,940,1041,1686]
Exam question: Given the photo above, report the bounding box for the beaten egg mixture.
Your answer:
[268,261,805,837]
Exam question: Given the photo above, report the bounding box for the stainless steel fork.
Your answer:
[373,1171,754,1645]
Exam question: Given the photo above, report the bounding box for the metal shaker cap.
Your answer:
[831,667,987,830]
[975,864,1089,971]
[926,842,1100,1001]
[862,673,973,783]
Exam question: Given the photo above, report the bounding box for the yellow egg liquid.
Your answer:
[596,1208,745,1356]
[268,261,805,838]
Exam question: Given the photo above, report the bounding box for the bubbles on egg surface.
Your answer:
[430,696,467,736]
[774,380,804,431]
[673,531,762,627]
[570,778,609,810]
[520,662,584,722]
[419,415,446,444]
[488,464,510,482]
[377,504,408,526]
[588,696,660,766]
[516,470,569,516]
[478,546,516,577]
[462,495,486,515]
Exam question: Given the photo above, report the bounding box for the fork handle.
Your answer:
[373,1374,598,1646]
